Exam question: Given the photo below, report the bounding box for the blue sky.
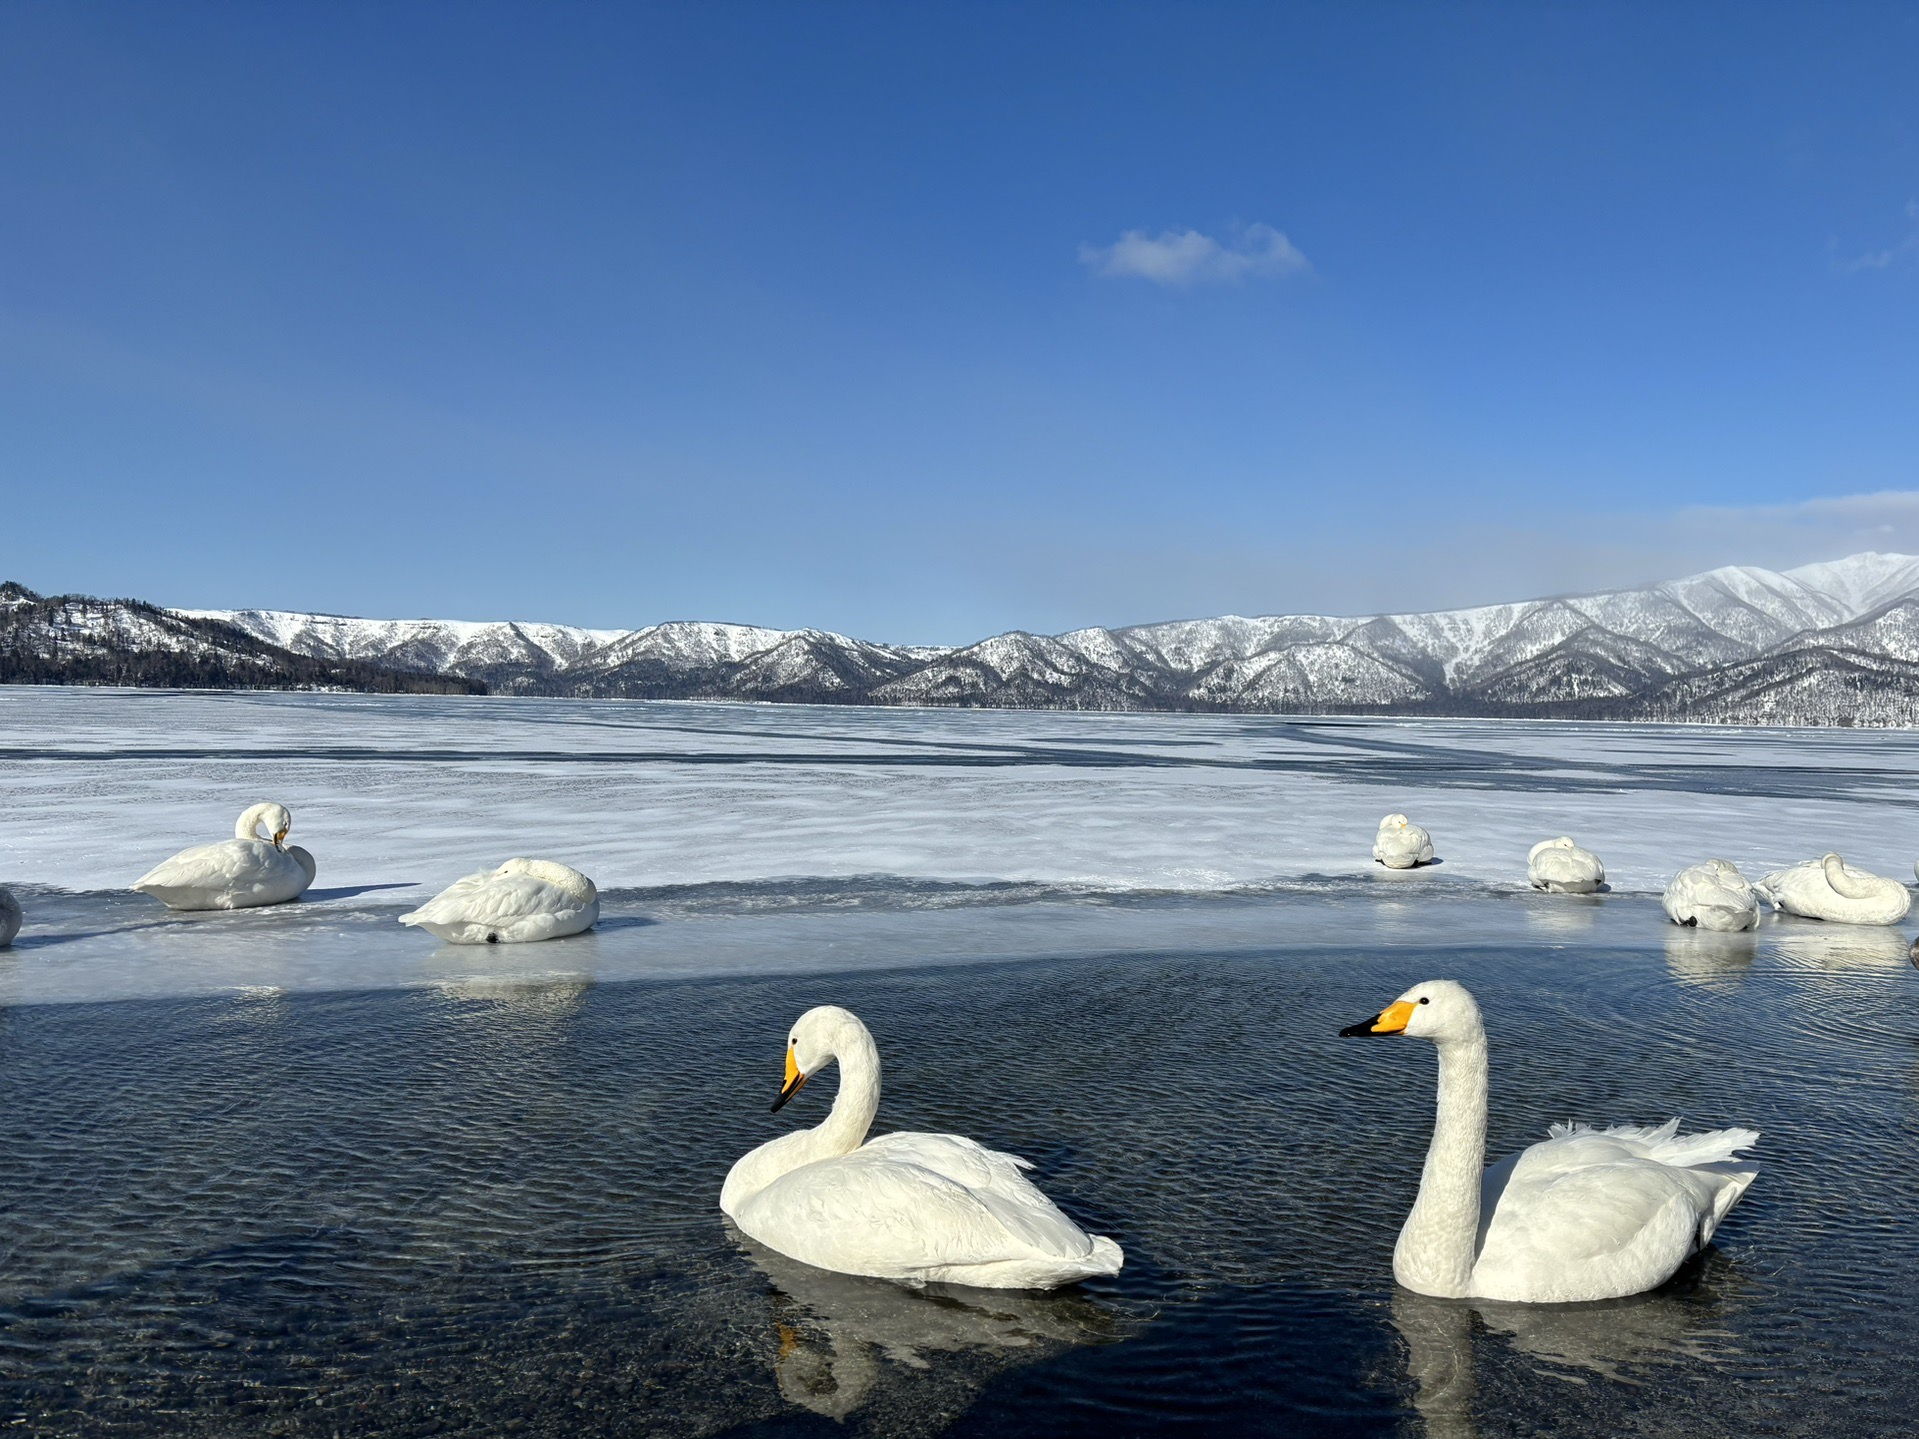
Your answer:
[4,3,1918,642]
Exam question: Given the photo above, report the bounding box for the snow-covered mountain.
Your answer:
[166,551,1919,724]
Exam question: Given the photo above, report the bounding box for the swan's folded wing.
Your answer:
[739,1147,1076,1277]
[401,873,572,926]
[135,839,264,890]
[860,1132,1099,1259]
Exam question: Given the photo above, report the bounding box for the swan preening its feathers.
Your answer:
[1754,853,1912,927]
[1527,837,1605,893]
[1662,859,1761,932]
[398,858,599,944]
[1341,981,1758,1303]
[133,803,316,911]
[721,1005,1123,1290]
[1374,814,1436,869]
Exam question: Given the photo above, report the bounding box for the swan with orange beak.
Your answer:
[721,1005,1123,1290]
[1340,980,1759,1303]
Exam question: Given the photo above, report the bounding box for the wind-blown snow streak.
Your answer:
[184,553,1919,725]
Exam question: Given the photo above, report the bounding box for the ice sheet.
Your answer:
[1,688,1915,1002]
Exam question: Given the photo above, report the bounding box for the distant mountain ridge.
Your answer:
[156,551,1919,725]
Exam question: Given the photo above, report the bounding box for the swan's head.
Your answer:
[1339,979,1482,1043]
[238,802,293,849]
[1379,814,1410,831]
[772,1004,868,1113]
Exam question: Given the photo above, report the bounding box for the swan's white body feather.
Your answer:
[1662,859,1760,931]
[1463,1118,1759,1303]
[1753,853,1911,926]
[1374,813,1436,869]
[1526,837,1604,893]
[721,1006,1122,1290]
[133,803,315,911]
[0,887,19,948]
[398,858,599,944]
[1348,981,1759,1305]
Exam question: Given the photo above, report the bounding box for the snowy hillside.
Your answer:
[10,552,1919,722]
[175,552,1919,723]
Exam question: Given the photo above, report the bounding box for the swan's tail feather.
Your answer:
[1085,1235,1124,1277]
[1696,1163,1760,1246]
[1548,1118,1760,1169]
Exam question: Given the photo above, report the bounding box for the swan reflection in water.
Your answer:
[1663,926,1758,988]
[731,1227,1122,1420]
[1765,919,1913,970]
[1392,1257,1743,1439]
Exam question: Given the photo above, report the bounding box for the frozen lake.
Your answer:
[2,687,1917,1002]
[0,689,1917,1435]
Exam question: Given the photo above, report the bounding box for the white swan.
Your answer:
[721,1005,1123,1290]
[1340,981,1759,1303]
[1526,837,1604,893]
[0,887,19,948]
[1662,859,1760,932]
[398,858,599,944]
[1753,853,1912,927]
[1374,814,1436,869]
[133,803,316,911]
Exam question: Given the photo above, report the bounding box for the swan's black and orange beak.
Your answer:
[771,1048,810,1112]
[1340,999,1416,1037]
[272,826,289,850]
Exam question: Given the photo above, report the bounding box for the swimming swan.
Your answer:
[1527,837,1605,893]
[1374,814,1436,869]
[398,858,599,944]
[1753,853,1912,927]
[1662,860,1760,932]
[720,1005,1124,1290]
[0,887,19,948]
[133,803,316,911]
[1340,981,1759,1303]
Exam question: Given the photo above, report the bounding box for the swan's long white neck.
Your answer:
[234,804,281,843]
[1394,1026,1489,1299]
[1821,853,1881,900]
[794,1023,883,1166]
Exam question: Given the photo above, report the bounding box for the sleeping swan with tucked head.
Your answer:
[133,803,316,911]
[721,1005,1123,1290]
[1526,837,1605,893]
[1374,814,1436,869]
[1340,981,1758,1303]
[398,858,598,944]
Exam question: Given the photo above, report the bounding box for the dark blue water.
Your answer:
[0,895,1913,1436]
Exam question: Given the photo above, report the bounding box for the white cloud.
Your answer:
[1840,199,1919,272]
[1078,223,1310,286]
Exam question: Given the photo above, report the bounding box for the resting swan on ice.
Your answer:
[721,1005,1124,1290]
[1340,981,1759,1303]
[1753,853,1912,927]
[398,858,599,944]
[0,887,19,948]
[133,803,316,910]
[1374,814,1436,869]
[1662,860,1761,932]
[1526,837,1605,893]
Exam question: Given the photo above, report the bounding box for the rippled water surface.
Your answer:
[2,894,1916,1437]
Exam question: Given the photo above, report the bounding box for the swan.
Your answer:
[1661,859,1760,932]
[720,1005,1123,1290]
[1526,837,1604,893]
[1753,853,1912,926]
[1374,814,1436,869]
[398,858,599,944]
[1340,981,1759,1303]
[133,803,316,910]
[0,887,19,948]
